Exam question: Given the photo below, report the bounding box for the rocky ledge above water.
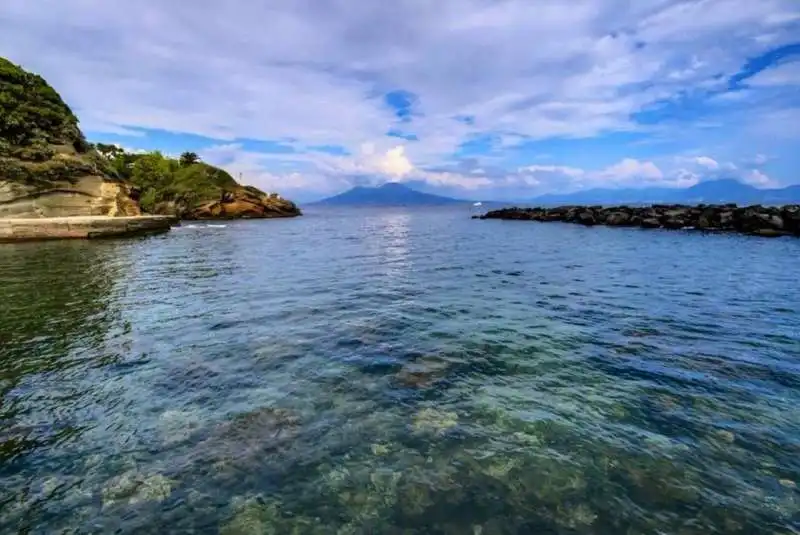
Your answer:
[477,204,800,237]
[153,187,301,220]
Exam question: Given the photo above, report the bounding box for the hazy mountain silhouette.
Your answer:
[313,182,467,206]
[530,179,800,205]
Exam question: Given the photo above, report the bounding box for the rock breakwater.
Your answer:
[478,204,800,237]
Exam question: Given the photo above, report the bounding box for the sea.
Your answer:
[1,205,799,534]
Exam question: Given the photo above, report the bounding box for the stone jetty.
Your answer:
[477,204,800,237]
[0,215,177,242]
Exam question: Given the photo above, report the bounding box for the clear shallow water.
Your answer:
[1,206,799,534]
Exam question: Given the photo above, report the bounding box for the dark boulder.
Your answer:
[782,205,800,233]
[606,212,631,226]
[755,213,784,230]
[719,211,735,229]
[696,208,719,229]
[662,218,686,230]
[576,211,596,226]
[750,228,790,238]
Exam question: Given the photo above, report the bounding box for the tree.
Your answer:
[179,151,200,167]
[95,142,123,159]
[129,152,173,192]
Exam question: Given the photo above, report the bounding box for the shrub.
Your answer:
[0,57,84,151]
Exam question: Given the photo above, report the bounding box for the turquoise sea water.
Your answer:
[1,206,799,534]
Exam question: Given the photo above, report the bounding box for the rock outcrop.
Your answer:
[0,174,141,218]
[0,57,141,218]
[96,148,302,220]
[153,187,301,220]
[478,204,800,238]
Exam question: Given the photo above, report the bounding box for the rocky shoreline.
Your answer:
[477,204,800,237]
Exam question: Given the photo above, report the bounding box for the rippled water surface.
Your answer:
[1,207,799,534]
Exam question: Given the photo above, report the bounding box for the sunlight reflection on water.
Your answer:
[1,207,799,534]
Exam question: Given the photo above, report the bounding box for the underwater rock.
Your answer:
[398,479,434,516]
[370,443,391,456]
[220,495,282,535]
[556,503,598,529]
[714,430,736,444]
[83,453,106,471]
[511,431,543,447]
[184,406,301,480]
[39,476,61,497]
[412,408,459,436]
[394,356,453,388]
[101,471,173,507]
[158,408,203,446]
[481,456,523,479]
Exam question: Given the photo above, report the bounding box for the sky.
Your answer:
[1,0,798,202]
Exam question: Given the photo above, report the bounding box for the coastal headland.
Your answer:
[0,56,300,242]
[478,204,800,237]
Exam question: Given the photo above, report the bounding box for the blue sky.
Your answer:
[1,0,798,202]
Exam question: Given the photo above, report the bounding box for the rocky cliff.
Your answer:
[0,57,141,218]
[153,186,301,220]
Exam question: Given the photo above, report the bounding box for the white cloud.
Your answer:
[741,169,775,186]
[1,0,798,197]
[379,146,414,177]
[597,158,664,181]
[518,165,586,178]
[692,156,720,169]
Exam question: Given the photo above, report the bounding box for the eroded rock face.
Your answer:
[0,175,141,218]
[480,204,800,237]
[153,189,301,220]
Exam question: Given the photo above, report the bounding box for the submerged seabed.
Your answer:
[1,208,799,534]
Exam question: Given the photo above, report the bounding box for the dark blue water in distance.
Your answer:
[1,206,799,534]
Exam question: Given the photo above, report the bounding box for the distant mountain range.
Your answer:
[312,182,467,206]
[530,179,800,206]
[311,179,800,208]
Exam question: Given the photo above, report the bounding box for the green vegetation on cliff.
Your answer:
[95,147,236,212]
[0,57,89,157]
[94,146,300,218]
[0,57,114,187]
